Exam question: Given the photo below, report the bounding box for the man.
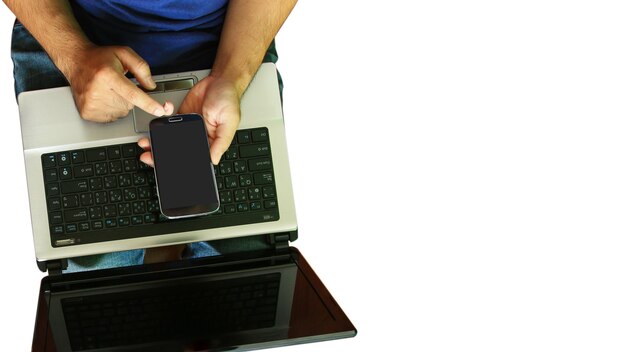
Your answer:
[4,0,297,269]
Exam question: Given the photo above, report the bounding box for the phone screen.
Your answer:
[149,114,220,218]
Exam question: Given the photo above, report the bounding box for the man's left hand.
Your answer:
[138,75,241,166]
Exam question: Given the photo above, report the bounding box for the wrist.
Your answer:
[209,60,256,98]
[54,41,97,86]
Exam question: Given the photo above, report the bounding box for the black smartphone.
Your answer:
[149,114,220,219]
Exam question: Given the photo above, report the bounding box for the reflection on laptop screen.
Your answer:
[47,257,296,351]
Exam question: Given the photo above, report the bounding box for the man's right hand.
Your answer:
[65,45,174,123]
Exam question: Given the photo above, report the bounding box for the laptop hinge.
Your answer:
[38,259,68,276]
[267,230,298,252]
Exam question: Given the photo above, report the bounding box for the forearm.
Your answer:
[211,0,297,97]
[3,0,93,81]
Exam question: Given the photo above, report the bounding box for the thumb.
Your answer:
[115,47,156,90]
[210,137,229,165]
[209,120,238,165]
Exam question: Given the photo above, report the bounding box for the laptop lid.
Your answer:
[32,247,356,351]
[18,63,297,263]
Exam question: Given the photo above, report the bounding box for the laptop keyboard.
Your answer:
[62,273,281,351]
[41,128,279,247]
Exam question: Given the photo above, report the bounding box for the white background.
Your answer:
[2,1,626,351]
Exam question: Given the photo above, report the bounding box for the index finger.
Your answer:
[112,76,168,116]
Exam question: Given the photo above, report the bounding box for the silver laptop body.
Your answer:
[18,63,297,262]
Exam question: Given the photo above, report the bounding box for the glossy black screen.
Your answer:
[150,115,218,216]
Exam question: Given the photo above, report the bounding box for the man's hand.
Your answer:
[66,45,174,122]
[138,75,241,166]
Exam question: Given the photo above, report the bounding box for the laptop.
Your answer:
[18,63,356,350]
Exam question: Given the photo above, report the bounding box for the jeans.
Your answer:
[11,22,252,272]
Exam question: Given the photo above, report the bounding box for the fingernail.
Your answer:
[153,106,165,116]
[148,77,157,89]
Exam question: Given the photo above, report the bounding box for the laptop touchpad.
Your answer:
[132,78,196,133]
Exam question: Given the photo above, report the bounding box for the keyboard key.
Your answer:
[118,203,131,216]
[79,222,90,231]
[62,195,79,208]
[50,225,64,235]
[262,186,276,198]
[80,193,93,206]
[118,174,132,187]
[57,152,71,166]
[132,201,145,214]
[239,174,253,187]
[220,161,233,175]
[71,151,85,164]
[239,144,269,158]
[263,200,277,209]
[65,209,88,222]
[86,148,106,162]
[48,198,61,211]
[118,217,130,226]
[59,166,72,180]
[253,172,274,185]
[89,178,103,191]
[147,200,160,212]
[109,190,122,202]
[123,159,138,172]
[61,180,89,194]
[66,223,78,233]
[103,205,117,217]
[107,146,121,159]
[42,154,56,168]
[133,173,147,185]
[74,165,94,178]
[143,214,156,223]
[105,219,117,228]
[234,160,247,173]
[131,216,143,225]
[224,146,238,160]
[94,192,107,204]
[248,158,271,171]
[225,176,238,189]
[103,176,117,189]
[46,183,60,196]
[137,186,151,199]
[44,169,59,182]
[94,162,108,175]
[234,189,247,202]
[92,220,104,230]
[138,160,150,170]
[123,188,137,201]
[220,190,233,204]
[248,187,261,200]
[89,206,102,219]
[49,212,63,224]
[109,161,122,173]
[121,144,137,158]
[251,128,268,142]
[237,130,251,144]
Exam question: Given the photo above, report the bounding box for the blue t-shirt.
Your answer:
[71,0,229,74]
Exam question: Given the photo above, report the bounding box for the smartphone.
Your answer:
[149,114,220,219]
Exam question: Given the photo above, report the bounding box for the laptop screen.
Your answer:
[33,248,356,351]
